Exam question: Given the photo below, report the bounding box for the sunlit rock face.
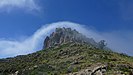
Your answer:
[43,27,98,49]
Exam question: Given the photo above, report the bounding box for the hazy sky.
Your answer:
[0,0,133,58]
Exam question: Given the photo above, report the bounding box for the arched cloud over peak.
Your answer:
[0,21,103,58]
[0,21,133,58]
[0,0,40,12]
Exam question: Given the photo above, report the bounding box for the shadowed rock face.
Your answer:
[43,27,98,49]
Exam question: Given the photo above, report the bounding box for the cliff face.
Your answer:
[43,27,97,49]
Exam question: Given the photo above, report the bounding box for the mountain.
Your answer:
[0,28,133,75]
[43,27,98,49]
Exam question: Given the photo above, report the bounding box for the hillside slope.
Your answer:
[0,28,133,75]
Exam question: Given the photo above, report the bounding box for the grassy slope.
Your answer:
[0,43,133,75]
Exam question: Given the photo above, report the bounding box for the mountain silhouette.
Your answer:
[0,27,133,75]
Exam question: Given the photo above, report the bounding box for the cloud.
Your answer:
[0,21,133,58]
[0,0,40,12]
[101,31,133,56]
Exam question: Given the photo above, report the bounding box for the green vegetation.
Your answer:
[0,43,133,75]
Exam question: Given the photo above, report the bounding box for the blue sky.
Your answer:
[0,0,133,58]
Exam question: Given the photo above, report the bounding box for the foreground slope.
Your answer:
[0,43,133,75]
[0,28,133,75]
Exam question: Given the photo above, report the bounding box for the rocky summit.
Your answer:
[43,27,97,49]
[0,28,133,75]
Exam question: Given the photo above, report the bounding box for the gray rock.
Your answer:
[43,27,98,49]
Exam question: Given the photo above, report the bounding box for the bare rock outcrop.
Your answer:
[67,63,107,75]
[43,27,97,49]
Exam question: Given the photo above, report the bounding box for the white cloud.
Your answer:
[101,31,133,55]
[0,21,133,58]
[0,0,40,12]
